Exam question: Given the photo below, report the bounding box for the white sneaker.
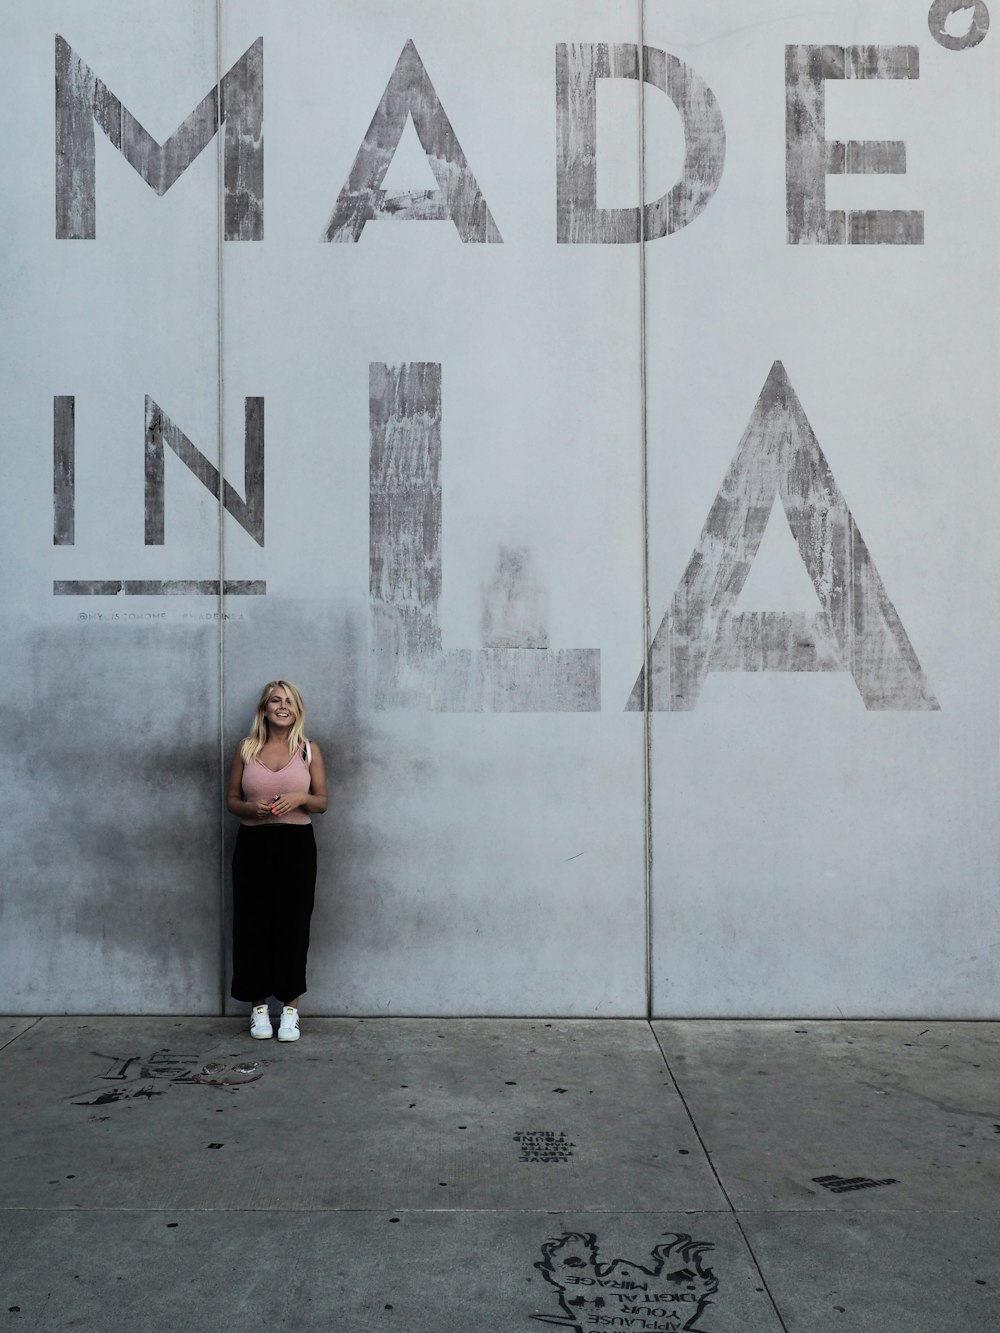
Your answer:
[249,1005,273,1039]
[277,1007,300,1042]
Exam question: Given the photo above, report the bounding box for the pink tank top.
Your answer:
[240,747,313,826]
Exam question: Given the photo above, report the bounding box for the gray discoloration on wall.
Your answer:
[145,397,264,547]
[786,45,923,246]
[556,43,725,244]
[370,364,600,711]
[55,36,263,240]
[53,580,265,596]
[0,626,221,1010]
[629,363,939,712]
[929,0,991,50]
[53,396,75,546]
[324,40,502,244]
[481,547,550,649]
[374,646,602,711]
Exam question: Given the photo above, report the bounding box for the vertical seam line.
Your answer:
[638,4,653,1021]
[216,0,227,1017]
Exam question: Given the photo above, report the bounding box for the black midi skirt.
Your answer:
[230,823,317,1004]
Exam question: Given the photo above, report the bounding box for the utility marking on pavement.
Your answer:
[532,1230,718,1332]
[515,1130,576,1163]
[812,1173,899,1193]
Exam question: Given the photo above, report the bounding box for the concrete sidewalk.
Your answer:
[1,1017,998,1331]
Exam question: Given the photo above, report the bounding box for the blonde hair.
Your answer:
[241,680,307,764]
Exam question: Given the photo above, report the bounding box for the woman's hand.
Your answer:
[268,791,306,817]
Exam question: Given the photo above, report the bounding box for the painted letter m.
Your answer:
[55,35,263,239]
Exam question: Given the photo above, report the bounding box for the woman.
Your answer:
[226,680,328,1041]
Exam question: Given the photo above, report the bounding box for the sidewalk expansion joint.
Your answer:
[648,1020,792,1333]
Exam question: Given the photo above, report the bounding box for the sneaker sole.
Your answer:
[277,1030,300,1042]
[250,1029,273,1039]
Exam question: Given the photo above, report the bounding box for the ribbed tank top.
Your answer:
[240,747,313,826]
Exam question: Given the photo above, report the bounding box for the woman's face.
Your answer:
[264,688,296,730]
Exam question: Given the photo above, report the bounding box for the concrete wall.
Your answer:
[1,0,996,1016]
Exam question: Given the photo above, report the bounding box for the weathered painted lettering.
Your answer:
[53,395,75,545]
[629,363,938,711]
[556,43,725,243]
[325,41,501,243]
[55,35,263,240]
[54,579,264,596]
[145,397,264,546]
[786,45,923,245]
[370,363,599,710]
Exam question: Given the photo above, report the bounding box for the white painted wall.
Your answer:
[0,0,995,1015]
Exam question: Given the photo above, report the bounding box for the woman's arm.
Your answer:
[225,744,272,819]
[270,742,329,816]
[303,742,329,813]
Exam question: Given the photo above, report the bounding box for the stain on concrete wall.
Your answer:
[785,45,923,245]
[556,43,725,243]
[630,363,939,711]
[324,39,502,243]
[144,396,264,547]
[55,35,263,240]
[481,547,550,650]
[0,626,222,1011]
[369,363,600,710]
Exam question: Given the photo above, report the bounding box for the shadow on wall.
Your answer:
[4,600,375,1012]
[3,624,222,1009]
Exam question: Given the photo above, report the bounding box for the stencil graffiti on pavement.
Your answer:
[70,1049,263,1104]
[515,1130,576,1163]
[533,1231,718,1332]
